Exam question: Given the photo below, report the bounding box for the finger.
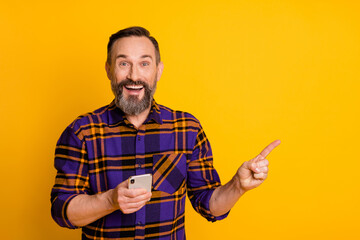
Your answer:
[249,162,259,173]
[120,196,151,214]
[257,166,268,173]
[251,164,268,174]
[259,139,281,159]
[122,198,149,209]
[130,192,151,202]
[118,179,129,188]
[122,204,147,214]
[253,172,267,180]
[123,188,148,198]
[117,193,151,211]
[256,159,269,168]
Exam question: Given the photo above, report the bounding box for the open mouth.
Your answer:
[124,85,144,91]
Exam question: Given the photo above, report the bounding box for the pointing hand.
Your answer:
[236,140,281,192]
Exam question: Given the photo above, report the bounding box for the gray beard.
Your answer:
[111,79,157,116]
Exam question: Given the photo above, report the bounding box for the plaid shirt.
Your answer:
[51,100,228,239]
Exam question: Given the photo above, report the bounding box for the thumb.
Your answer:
[249,161,260,173]
[238,161,253,178]
[118,179,129,188]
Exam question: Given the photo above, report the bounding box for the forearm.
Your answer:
[209,175,245,216]
[67,189,116,227]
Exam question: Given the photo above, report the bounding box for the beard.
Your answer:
[111,78,157,116]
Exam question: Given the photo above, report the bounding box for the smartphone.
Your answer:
[128,174,152,192]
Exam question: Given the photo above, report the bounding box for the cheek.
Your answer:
[112,69,127,82]
[144,69,158,81]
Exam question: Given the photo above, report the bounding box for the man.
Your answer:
[51,26,280,239]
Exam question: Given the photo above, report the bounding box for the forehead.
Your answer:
[111,36,156,60]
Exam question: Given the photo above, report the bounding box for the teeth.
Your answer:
[125,85,143,90]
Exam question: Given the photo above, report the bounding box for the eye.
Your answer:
[119,61,128,67]
[141,62,150,67]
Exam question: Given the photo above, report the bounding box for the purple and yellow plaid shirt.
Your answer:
[51,100,228,239]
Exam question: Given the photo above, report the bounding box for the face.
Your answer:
[106,36,163,116]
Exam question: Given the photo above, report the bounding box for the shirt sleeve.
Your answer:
[187,125,229,222]
[50,126,90,229]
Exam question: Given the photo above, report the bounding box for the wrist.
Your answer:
[101,189,117,211]
[231,174,246,196]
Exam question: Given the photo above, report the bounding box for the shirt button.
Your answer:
[135,164,141,169]
[137,136,141,141]
[136,221,143,225]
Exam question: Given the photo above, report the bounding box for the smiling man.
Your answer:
[51,26,280,240]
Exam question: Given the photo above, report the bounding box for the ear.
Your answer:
[156,61,164,82]
[105,62,112,80]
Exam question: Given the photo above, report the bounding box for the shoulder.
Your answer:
[67,102,114,137]
[157,103,201,127]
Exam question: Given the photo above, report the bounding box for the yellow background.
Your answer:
[1,0,359,239]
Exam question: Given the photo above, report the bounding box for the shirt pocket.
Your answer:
[152,153,187,194]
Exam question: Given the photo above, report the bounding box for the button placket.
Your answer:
[134,129,146,239]
[135,132,145,175]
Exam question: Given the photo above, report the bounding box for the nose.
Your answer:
[127,64,139,81]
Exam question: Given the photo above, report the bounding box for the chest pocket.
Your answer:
[152,153,187,194]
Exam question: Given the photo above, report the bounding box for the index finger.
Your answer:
[124,188,148,198]
[259,139,281,159]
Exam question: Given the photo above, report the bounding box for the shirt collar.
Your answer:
[108,99,163,126]
[147,99,163,125]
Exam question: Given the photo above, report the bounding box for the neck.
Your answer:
[126,107,151,129]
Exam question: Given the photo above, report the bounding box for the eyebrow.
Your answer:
[115,54,153,60]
